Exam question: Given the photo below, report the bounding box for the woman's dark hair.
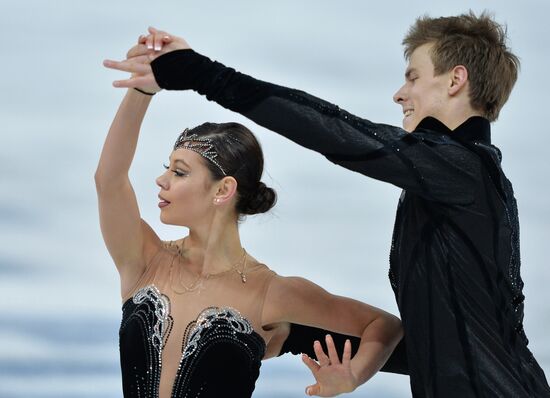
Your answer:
[180,122,276,215]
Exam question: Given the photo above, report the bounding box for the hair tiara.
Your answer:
[173,129,227,176]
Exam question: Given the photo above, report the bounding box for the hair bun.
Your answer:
[242,182,277,215]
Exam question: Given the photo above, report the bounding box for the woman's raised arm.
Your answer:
[95,83,161,296]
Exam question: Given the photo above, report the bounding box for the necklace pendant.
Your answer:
[193,278,205,292]
[241,274,247,283]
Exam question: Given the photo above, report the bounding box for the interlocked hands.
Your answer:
[103,27,188,94]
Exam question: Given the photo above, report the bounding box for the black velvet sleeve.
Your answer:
[279,323,408,375]
[151,49,478,204]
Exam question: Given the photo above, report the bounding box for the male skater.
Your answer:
[106,12,550,397]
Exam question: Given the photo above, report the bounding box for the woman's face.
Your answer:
[156,148,217,227]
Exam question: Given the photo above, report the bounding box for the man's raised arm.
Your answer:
[107,30,478,205]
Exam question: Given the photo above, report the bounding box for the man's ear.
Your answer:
[213,176,238,205]
[448,65,469,96]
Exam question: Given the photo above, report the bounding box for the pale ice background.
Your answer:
[0,0,549,397]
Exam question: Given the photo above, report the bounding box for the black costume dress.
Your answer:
[150,49,550,397]
[119,242,274,398]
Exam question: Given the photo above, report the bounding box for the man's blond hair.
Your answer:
[403,11,520,121]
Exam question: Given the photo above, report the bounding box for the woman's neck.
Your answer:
[183,216,244,276]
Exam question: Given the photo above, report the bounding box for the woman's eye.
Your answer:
[163,164,186,177]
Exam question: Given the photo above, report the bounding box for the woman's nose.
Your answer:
[156,174,168,189]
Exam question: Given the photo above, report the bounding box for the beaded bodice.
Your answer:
[119,243,274,398]
[120,286,266,398]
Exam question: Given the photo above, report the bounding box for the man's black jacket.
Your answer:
[151,49,550,397]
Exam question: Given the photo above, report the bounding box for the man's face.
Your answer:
[393,43,450,132]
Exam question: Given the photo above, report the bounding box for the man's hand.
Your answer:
[302,335,358,397]
[136,26,190,55]
[102,27,190,93]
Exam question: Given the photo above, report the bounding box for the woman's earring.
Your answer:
[214,198,220,204]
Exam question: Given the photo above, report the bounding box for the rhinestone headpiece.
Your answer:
[173,129,226,176]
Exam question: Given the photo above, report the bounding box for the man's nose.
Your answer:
[393,85,406,104]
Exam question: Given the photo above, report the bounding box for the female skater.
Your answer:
[97,56,402,397]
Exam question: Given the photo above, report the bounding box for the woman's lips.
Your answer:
[158,195,171,208]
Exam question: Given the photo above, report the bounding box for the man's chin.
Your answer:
[403,120,416,133]
[402,115,417,132]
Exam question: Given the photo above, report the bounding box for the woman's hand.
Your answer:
[302,335,358,396]
[263,276,402,396]
[103,27,190,93]
[137,26,190,54]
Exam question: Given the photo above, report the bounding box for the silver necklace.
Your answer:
[169,240,248,294]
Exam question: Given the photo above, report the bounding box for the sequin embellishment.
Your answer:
[133,285,173,352]
[173,129,226,176]
[181,307,253,360]
[121,286,265,397]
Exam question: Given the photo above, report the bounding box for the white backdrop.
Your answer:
[0,1,548,397]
